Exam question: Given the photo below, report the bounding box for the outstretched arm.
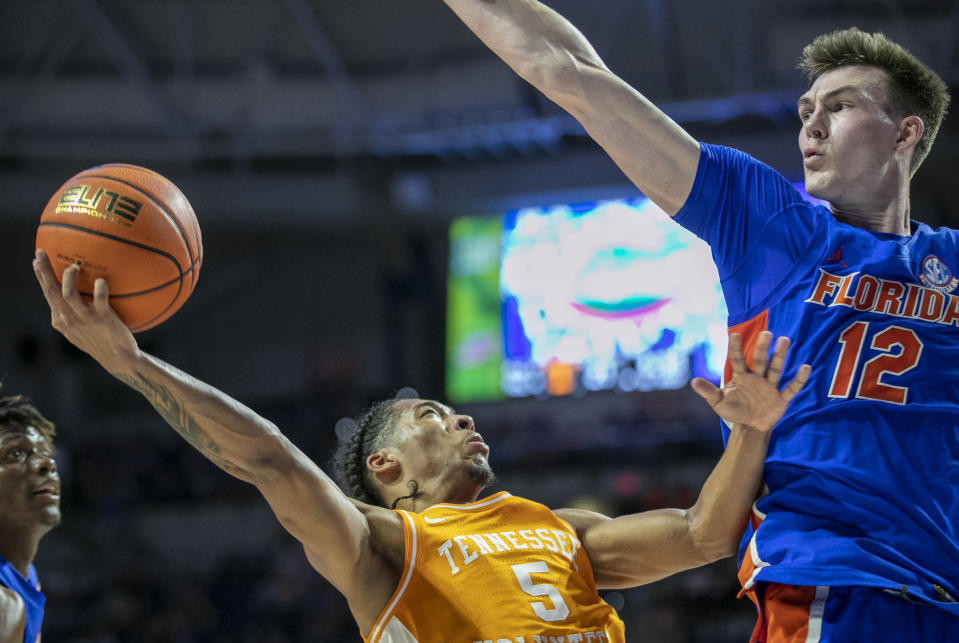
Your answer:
[558,331,810,589]
[442,0,700,214]
[32,250,401,631]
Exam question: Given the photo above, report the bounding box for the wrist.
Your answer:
[101,343,143,378]
[729,422,773,441]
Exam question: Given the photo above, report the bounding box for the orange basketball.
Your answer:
[36,164,203,333]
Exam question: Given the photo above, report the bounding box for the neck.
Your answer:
[391,477,484,512]
[0,527,44,578]
[830,205,910,236]
[828,168,912,236]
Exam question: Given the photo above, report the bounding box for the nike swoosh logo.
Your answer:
[423,516,452,524]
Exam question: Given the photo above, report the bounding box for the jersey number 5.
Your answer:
[511,562,570,622]
[828,321,923,404]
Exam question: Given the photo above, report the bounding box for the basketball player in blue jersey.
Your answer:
[439,2,958,641]
[0,391,60,643]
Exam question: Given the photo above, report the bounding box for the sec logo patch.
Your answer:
[919,255,959,294]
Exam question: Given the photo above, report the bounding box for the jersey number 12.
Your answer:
[828,321,923,404]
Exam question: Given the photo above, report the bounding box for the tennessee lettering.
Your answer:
[805,268,959,327]
[473,630,610,643]
[438,528,582,576]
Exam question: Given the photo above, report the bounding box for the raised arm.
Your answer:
[442,0,700,214]
[558,332,810,589]
[32,250,401,631]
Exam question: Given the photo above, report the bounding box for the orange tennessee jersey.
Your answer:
[363,492,625,643]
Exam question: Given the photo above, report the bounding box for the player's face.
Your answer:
[391,399,493,491]
[797,65,904,208]
[0,426,61,530]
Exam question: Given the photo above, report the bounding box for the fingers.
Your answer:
[727,333,747,374]
[34,249,95,322]
[749,330,772,375]
[765,336,790,386]
[61,263,83,305]
[727,329,807,398]
[33,248,57,292]
[690,377,722,407]
[780,363,811,403]
[33,249,67,311]
[92,278,112,315]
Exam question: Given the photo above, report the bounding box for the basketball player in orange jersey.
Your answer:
[33,250,808,642]
[0,389,60,643]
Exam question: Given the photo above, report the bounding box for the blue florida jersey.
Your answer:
[674,143,959,614]
[0,555,45,643]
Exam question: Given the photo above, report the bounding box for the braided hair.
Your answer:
[331,398,404,507]
[0,385,56,444]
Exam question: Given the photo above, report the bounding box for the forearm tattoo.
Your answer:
[117,372,243,476]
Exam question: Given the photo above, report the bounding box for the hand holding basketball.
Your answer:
[36,164,202,332]
[34,248,139,376]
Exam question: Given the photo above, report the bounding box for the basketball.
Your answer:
[36,164,203,333]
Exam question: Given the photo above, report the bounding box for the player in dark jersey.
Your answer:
[439,2,957,641]
[0,391,60,643]
[33,250,809,642]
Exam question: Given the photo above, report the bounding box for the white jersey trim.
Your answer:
[368,511,419,643]
[752,484,769,521]
[742,529,771,591]
[378,616,419,643]
[426,492,512,513]
[803,586,829,643]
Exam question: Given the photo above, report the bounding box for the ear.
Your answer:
[896,114,923,152]
[367,451,403,485]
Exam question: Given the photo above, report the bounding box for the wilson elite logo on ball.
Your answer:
[36,164,203,333]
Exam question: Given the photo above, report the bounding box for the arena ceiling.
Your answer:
[1,0,957,222]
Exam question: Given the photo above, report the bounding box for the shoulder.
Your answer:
[304,501,405,635]
[675,143,805,233]
[695,143,788,182]
[348,498,406,566]
[0,585,27,642]
[918,221,959,241]
[0,584,25,608]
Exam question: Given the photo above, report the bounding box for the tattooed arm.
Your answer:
[113,360,283,482]
[32,250,403,632]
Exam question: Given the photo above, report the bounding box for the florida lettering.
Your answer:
[805,268,959,327]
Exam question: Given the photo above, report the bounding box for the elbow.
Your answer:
[696,539,739,564]
[523,49,610,108]
[237,427,298,481]
[690,534,738,565]
[686,507,744,564]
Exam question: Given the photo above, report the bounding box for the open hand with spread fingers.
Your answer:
[690,331,810,433]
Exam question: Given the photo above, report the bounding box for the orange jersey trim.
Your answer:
[725,309,770,384]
